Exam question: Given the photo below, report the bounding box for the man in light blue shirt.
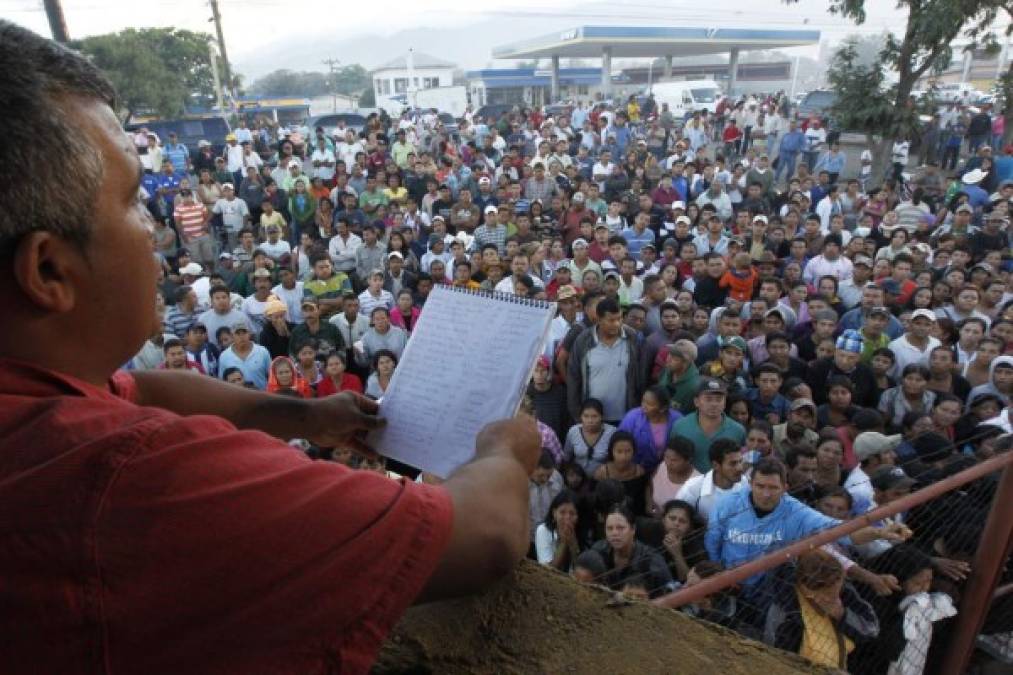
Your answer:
[814,143,847,182]
[163,132,190,176]
[706,458,911,597]
[217,320,271,389]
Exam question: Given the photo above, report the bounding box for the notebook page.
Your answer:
[367,286,555,478]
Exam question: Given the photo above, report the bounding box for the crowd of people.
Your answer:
[129,85,1013,673]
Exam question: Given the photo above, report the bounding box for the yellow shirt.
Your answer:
[797,590,853,669]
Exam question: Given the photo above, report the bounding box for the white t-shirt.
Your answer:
[271,281,305,323]
[259,240,291,261]
[804,127,827,152]
[311,148,336,181]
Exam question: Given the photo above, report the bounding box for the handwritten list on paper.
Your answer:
[367,287,556,478]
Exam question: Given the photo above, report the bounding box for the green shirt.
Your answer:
[859,330,890,364]
[304,273,352,306]
[359,189,390,211]
[670,412,746,473]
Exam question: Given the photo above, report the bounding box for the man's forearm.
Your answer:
[130,370,312,439]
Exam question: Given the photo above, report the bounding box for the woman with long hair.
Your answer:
[534,489,585,571]
[593,431,649,517]
[364,349,397,400]
[589,504,673,597]
[562,398,616,476]
[659,499,708,583]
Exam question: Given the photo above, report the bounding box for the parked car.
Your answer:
[124,116,230,154]
[474,104,514,123]
[306,111,368,138]
[795,90,837,122]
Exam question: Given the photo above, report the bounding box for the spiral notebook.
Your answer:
[367,285,557,478]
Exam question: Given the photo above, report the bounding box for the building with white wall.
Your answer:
[372,52,456,99]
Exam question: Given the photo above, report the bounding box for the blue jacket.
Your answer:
[618,407,681,473]
[705,489,848,589]
[778,130,806,155]
[839,307,904,340]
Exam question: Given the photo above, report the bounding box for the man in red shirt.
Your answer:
[0,23,540,675]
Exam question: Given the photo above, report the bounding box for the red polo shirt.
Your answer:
[0,359,452,674]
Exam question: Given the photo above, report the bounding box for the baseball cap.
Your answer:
[484,205,498,215]
[675,215,692,226]
[179,262,203,276]
[870,466,916,492]
[252,268,272,278]
[696,377,728,396]
[879,278,901,295]
[604,270,621,281]
[868,306,891,318]
[955,204,974,214]
[388,251,404,260]
[853,432,902,462]
[231,320,250,333]
[218,252,234,260]
[719,335,748,353]
[813,309,838,323]
[910,309,937,322]
[836,329,864,354]
[221,182,234,191]
[790,398,817,413]
[853,254,873,267]
[671,201,686,211]
[556,285,578,301]
[572,238,589,249]
[668,339,698,363]
[478,176,491,185]
[752,215,769,224]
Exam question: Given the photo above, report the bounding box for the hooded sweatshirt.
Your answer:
[705,489,849,590]
[966,355,1013,410]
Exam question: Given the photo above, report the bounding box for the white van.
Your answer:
[648,80,723,118]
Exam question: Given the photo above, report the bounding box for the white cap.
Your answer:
[911,309,938,322]
[484,205,498,215]
[675,215,692,225]
[671,201,686,211]
[179,262,204,276]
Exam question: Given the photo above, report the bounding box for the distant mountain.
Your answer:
[232,16,576,79]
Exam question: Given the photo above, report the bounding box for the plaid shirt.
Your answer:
[474,223,508,255]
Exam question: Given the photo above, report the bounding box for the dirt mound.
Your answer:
[373,560,834,675]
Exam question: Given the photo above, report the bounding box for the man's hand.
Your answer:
[475,416,541,476]
[869,574,901,596]
[306,392,385,454]
[879,522,913,543]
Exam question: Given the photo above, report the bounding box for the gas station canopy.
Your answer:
[493,25,821,59]
[492,25,821,97]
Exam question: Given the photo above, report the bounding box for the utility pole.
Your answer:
[208,0,234,98]
[43,0,70,43]
[323,57,340,112]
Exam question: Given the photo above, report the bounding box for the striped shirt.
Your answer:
[163,305,198,338]
[173,202,209,240]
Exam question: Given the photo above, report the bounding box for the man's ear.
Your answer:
[12,231,81,313]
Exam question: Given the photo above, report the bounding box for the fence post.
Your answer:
[938,463,1013,675]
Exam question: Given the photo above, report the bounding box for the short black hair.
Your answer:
[0,21,116,253]
[596,297,621,317]
[709,438,740,466]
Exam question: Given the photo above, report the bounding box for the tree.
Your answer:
[359,87,376,108]
[249,66,370,99]
[73,28,216,121]
[964,6,1013,146]
[793,0,1008,178]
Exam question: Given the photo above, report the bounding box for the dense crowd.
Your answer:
[131,91,1013,673]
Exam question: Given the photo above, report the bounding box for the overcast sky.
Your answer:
[0,0,926,78]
